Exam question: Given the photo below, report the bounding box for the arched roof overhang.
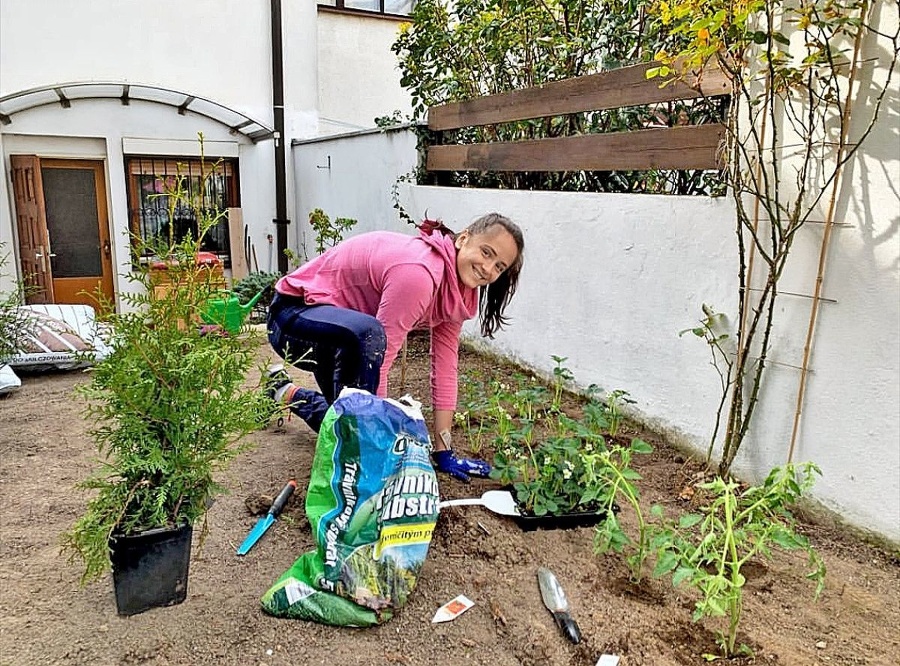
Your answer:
[0,82,274,143]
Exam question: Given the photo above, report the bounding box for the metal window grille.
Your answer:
[125,157,239,264]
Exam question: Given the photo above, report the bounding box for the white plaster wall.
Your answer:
[283,0,321,139]
[0,0,276,124]
[397,181,899,544]
[316,12,413,134]
[291,126,418,263]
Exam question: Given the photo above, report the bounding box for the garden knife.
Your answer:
[537,567,582,644]
[236,479,296,556]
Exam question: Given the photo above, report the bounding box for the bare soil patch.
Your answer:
[1,331,898,665]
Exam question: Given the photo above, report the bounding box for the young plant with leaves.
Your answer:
[652,462,826,659]
[459,356,647,517]
[62,139,272,584]
[591,437,656,581]
[308,208,358,255]
[650,0,900,474]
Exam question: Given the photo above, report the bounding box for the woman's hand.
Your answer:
[432,450,492,483]
[431,411,492,481]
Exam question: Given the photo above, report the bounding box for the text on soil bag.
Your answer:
[324,460,359,568]
[373,523,435,558]
[376,473,439,522]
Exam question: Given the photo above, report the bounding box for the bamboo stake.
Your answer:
[787,2,867,463]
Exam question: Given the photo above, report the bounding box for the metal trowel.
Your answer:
[537,566,582,644]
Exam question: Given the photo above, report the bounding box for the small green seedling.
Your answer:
[592,437,655,581]
[653,462,826,659]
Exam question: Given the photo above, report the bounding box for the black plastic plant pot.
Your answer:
[513,507,612,532]
[109,523,193,616]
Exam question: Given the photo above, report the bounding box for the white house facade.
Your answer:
[0,0,413,304]
[2,1,897,545]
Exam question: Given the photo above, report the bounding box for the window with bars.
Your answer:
[125,157,239,264]
[319,0,415,18]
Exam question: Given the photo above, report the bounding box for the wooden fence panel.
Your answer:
[428,62,729,131]
[426,124,725,172]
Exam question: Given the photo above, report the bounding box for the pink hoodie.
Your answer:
[275,228,478,410]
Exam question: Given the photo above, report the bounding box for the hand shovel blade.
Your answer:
[236,479,296,556]
[438,490,520,517]
[236,515,275,555]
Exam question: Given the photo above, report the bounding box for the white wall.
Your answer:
[396,168,899,543]
[0,0,279,125]
[291,125,419,263]
[316,12,413,134]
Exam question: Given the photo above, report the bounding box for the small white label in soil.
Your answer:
[431,594,475,623]
[596,656,620,666]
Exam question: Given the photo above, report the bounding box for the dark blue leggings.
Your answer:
[267,292,387,431]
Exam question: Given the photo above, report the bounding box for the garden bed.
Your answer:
[0,332,897,665]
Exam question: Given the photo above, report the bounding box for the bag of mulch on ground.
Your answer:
[261,388,439,627]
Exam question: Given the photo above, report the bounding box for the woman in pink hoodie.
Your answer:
[266,212,524,482]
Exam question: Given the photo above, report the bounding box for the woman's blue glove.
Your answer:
[432,450,492,483]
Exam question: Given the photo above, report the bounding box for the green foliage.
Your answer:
[308,208,358,255]
[650,0,899,474]
[591,437,656,581]
[374,110,406,128]
[459,357,649,516]
[393,0,724,194]
[652,462,826,658]
[232,271,279,305]
[0,246,34,365]
[283,246,304,270]
[232,271,279,323]
[61,137,273,584]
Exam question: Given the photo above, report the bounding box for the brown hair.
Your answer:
[464,213,525,338]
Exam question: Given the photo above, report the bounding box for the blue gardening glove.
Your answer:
[432,449,492,483]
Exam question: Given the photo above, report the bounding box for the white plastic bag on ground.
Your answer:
[0,363,21,395]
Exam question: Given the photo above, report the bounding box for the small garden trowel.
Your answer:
[537,567,582,644]
[236,479,296,556]
[438,490,520,517]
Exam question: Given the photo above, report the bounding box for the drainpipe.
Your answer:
[271,0,290,273]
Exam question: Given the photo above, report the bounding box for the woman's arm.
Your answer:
[428,322,491,481]
[432,409,454,452]
[375,264,437,396]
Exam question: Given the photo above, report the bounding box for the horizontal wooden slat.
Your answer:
[426,124,725,172]
[428,62,730,131]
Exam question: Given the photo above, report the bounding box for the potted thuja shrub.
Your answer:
[62,155,270,615]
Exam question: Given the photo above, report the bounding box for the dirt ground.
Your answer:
[1,331,898,666]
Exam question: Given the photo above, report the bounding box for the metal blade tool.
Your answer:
[537,566,582,644]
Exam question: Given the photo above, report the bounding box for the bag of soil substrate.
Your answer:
[261,388,439,626]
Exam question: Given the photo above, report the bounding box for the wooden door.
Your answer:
[10,157,114,308]
[10,156,54,303]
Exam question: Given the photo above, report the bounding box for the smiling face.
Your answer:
[454,225,520,289]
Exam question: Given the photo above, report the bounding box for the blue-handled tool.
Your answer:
[236,479,297,556]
